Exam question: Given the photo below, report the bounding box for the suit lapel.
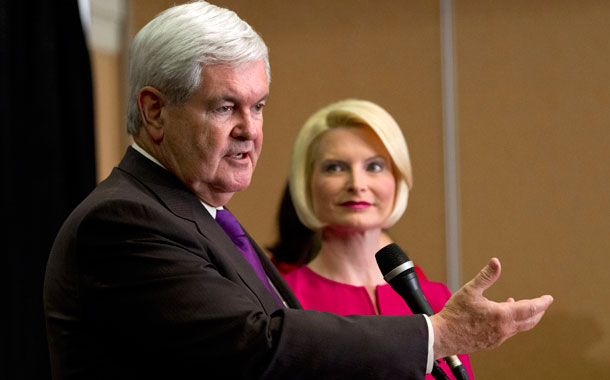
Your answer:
[245,232,302,309]
[118,147,294,312]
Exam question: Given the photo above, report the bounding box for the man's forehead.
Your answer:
[201,61,267,82]
[200,61,269,99]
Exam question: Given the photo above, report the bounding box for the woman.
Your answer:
[283,99,473,379]
[269,182,428,279]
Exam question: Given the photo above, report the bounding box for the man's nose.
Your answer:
[232,109,259,140]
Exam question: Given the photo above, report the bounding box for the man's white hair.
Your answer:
[126,1,270,135]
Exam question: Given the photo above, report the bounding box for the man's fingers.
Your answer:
[510,295,554,325]
[468,257,502,294]
[511,307,550,336]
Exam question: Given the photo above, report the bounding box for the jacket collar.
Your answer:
[117,147,295,311]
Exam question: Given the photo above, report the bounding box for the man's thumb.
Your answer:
[471,257,502,293]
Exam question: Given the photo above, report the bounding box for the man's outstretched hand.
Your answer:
[430,258,554,359]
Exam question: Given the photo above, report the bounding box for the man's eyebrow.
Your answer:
[207,96,236,104]
[207,93,270,105]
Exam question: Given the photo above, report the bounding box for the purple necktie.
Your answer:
[216,209,284,307]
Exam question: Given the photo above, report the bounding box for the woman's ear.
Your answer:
[137,86,166,142]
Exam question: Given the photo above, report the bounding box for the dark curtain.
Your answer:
[0,1,96,379]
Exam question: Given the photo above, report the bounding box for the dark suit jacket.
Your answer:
[44,147,428,379]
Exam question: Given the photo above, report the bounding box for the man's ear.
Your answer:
[137,86,166,142]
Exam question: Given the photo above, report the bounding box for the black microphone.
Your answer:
[375,243,469,380]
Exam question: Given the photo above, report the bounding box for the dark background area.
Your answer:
[1,1,96,378]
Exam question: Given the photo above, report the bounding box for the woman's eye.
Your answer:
[323,163,342,173]
[367,161,384,172]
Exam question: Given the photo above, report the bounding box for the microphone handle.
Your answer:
[446,356,470,380]
[398,271,470,380]
[431,361,451,380]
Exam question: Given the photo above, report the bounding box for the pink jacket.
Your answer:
[284,265,475,380]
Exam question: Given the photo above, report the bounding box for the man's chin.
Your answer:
[218,176,253,194]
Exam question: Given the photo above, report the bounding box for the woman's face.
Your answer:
[310,126,396,231]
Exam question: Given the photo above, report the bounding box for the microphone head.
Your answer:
[375,243,412,276]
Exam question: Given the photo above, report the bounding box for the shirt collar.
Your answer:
[131,142,223,219]
[201,202,223,219]
[131,142,165,169]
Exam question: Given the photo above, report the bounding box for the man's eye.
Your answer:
[217,106,233,114]
[254,103,265,112]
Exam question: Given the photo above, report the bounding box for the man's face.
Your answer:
[159,60,269,206]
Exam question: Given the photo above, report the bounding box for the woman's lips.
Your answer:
[341,201,371,210]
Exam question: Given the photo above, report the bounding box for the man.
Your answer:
[44,2,553,379]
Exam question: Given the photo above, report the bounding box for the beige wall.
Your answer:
[91,1,610,378]
[455,1,610,378]
[91,49,128,181]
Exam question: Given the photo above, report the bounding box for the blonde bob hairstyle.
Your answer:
[289,99,413,230]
